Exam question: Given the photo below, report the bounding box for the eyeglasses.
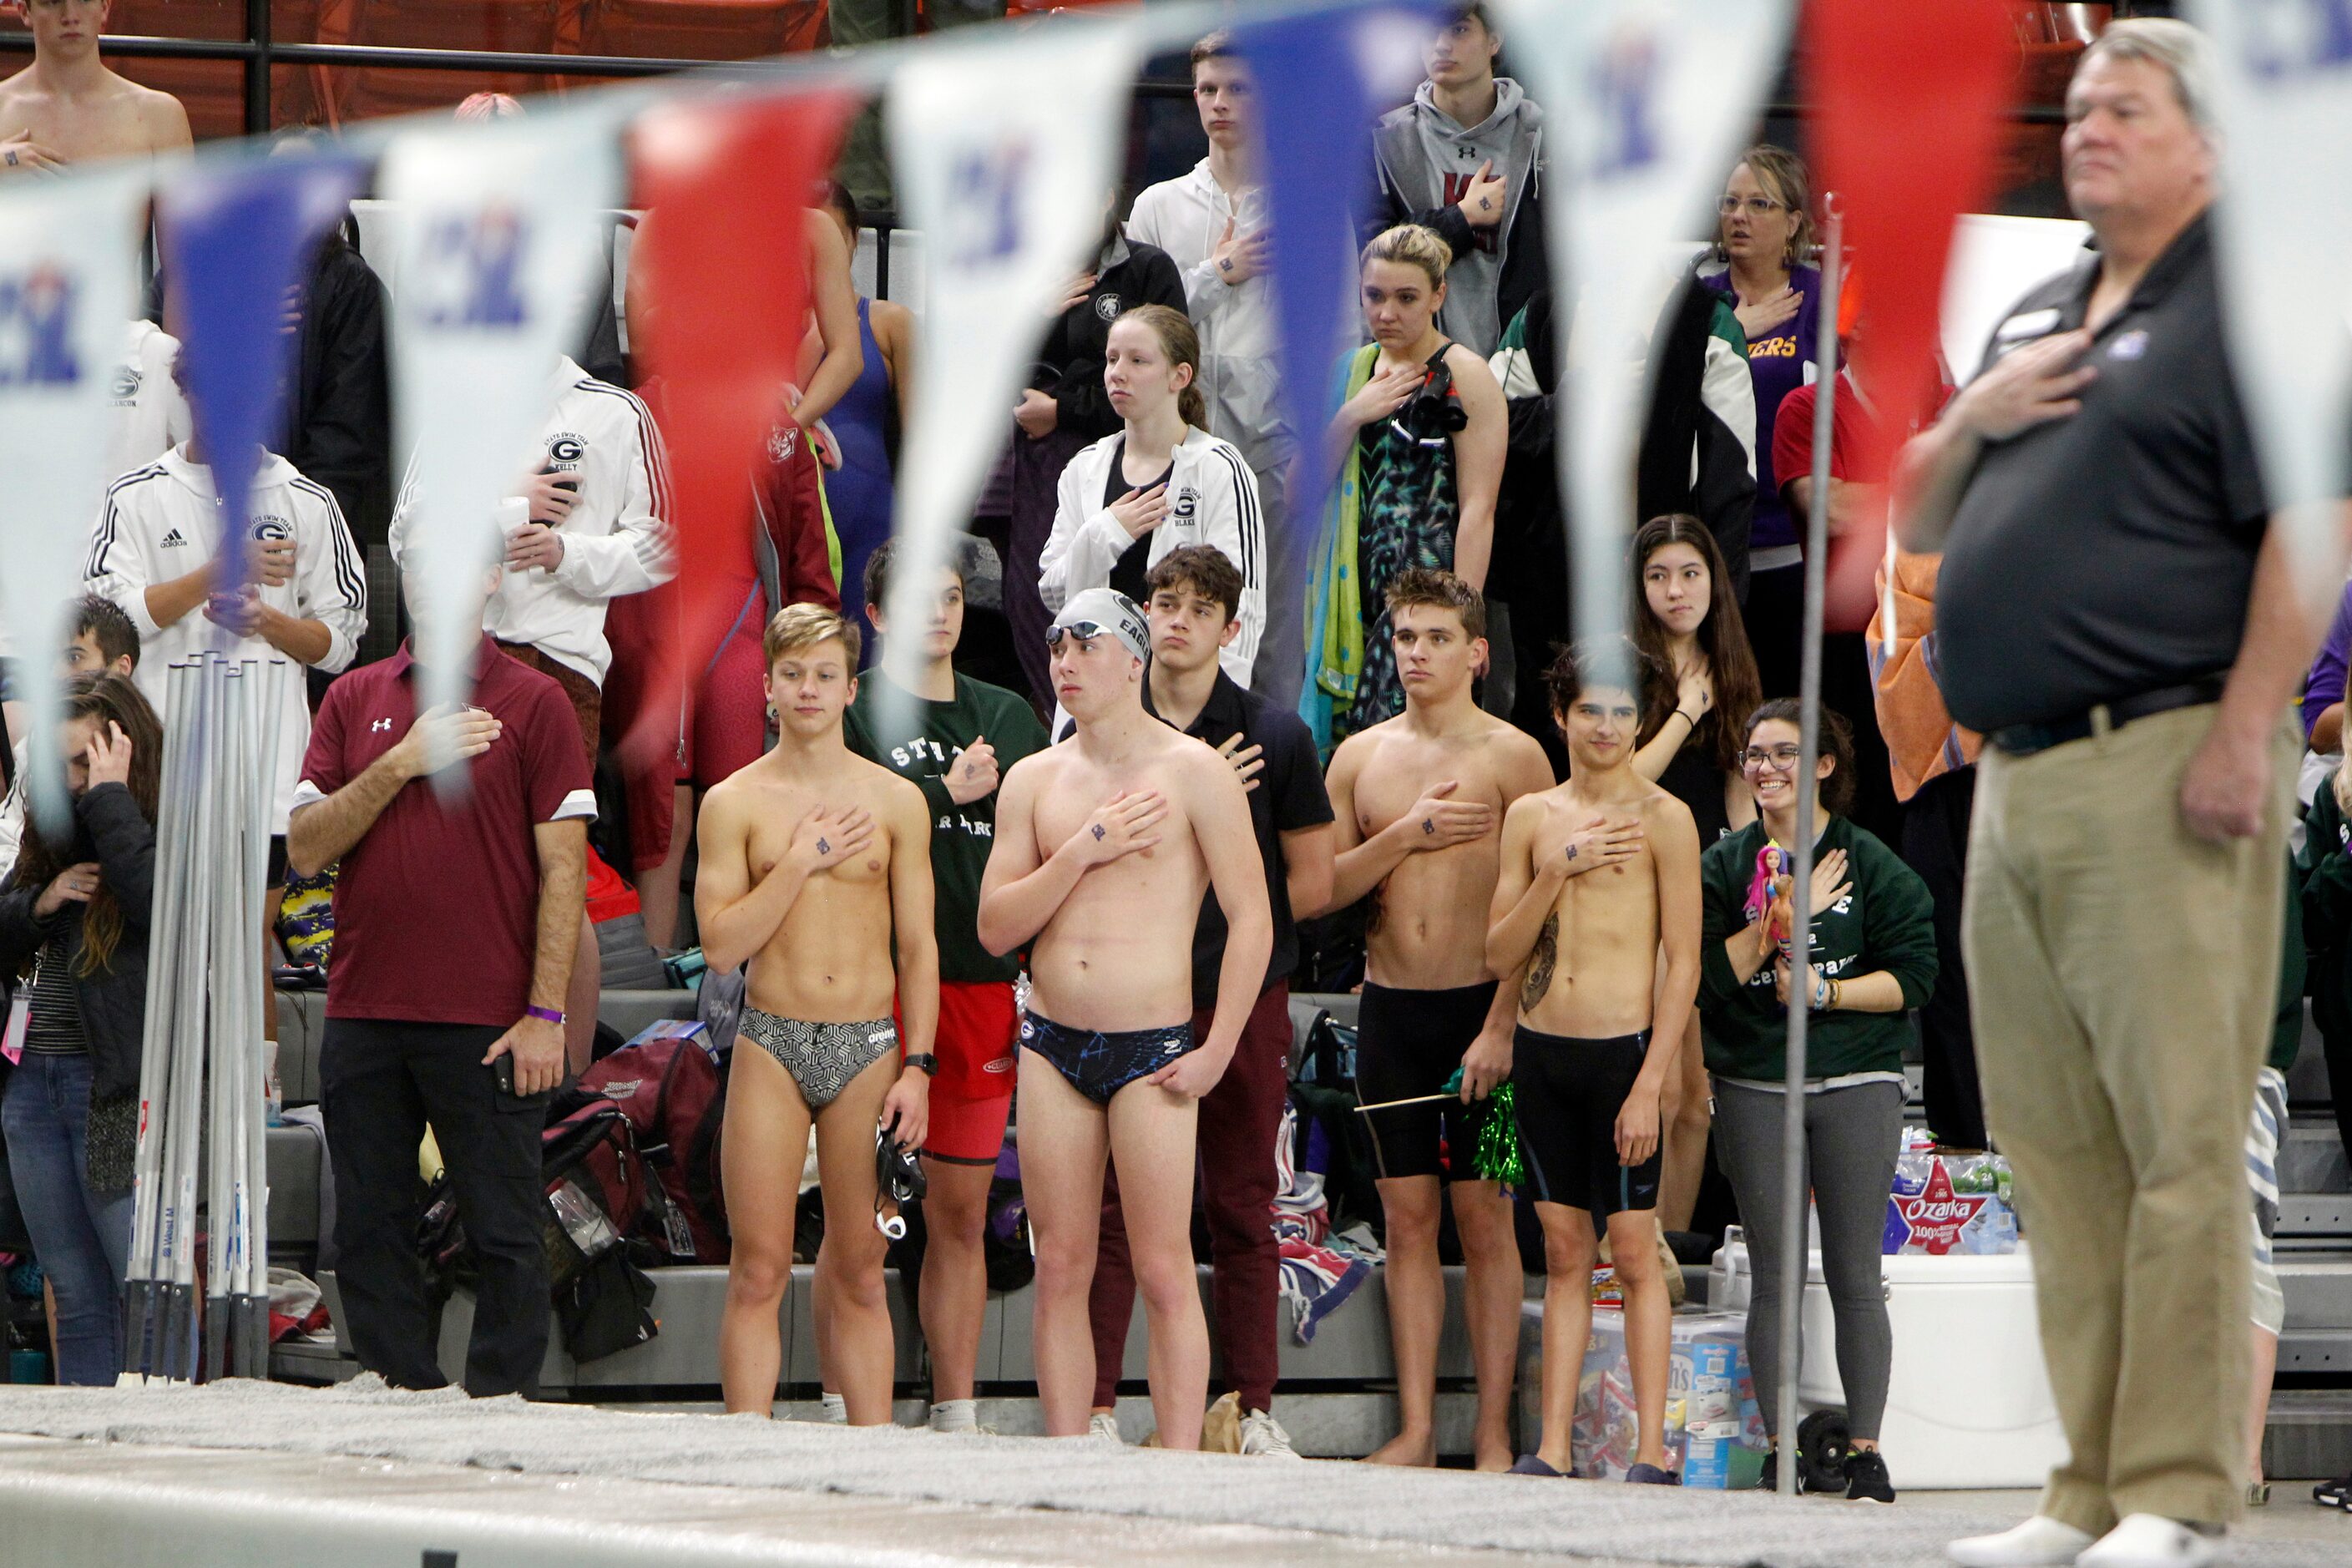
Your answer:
[1717,195,1788,219]
[1741,745,1806,771]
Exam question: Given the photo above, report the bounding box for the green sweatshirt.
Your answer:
[1697,816,1939,1083]
[844,669,1047,985]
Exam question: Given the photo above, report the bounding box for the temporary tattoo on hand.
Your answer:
[1565,844,1579,861]
[817,837,831,856]
[1092,823,1106,841]
[1423,817,1436,835]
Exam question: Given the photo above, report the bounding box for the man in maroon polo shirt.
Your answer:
[286,550,594,1397]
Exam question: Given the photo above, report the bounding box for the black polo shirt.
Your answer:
[1937,213,2269,734]
[1145,671,1334,1011]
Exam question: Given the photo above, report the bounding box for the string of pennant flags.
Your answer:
[0,0,2348,832]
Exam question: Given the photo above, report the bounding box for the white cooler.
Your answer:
[1712,1236,2066,1490]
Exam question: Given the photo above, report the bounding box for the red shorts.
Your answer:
[911,980,1017,1165]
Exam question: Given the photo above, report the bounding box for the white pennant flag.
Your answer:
[382,104,626,727]
[885,18,1139,730]
[1495,0,1793,647]
[0,164,153,832]
[2187,3,2352,600]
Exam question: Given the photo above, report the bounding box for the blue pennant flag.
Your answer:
[1237,2,1438,744]
[1237,3,1437,503]
[159,153,364,596]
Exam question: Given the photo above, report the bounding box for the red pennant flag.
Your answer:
[1807,0,2009,630]
[615,87,857,773]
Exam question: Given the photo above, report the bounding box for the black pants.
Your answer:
[1902,766,1987,1149]
[321,1019,549,1396]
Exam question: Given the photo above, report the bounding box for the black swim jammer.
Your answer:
[1354,979,1500,1182]
[1511,1025,1661,1220]
[1019,1010,1196,1105]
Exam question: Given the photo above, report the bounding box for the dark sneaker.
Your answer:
[1758,1449,1778,1494]
[1844,1449,1894,1504]
[1626,1462,1677,1485]
[1509,1454,1565,1476]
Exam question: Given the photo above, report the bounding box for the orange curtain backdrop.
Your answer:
[1808,0,2010,630]
[620,86,857,766]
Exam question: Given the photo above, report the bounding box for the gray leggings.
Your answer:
[1712,1076,1903,1442]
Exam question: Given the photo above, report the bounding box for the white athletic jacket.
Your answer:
[84,446,367,831]
[104,321,192,488]
[0,741,25,890]
[1125,163,1294,478]
[389,356,676,687]
[1041,426,1265,685]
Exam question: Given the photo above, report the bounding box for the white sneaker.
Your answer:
[1237,1409,1303,1459]
[928,1399,980,1434]
[1088,1412,1123,1444]
[2076,1515,2225,1568]
[819,1391,847,1425]
[1947,1515,2097,1567]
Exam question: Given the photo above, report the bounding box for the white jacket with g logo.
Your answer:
[1039,425,1265,686]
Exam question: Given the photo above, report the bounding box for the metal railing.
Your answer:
[0,13,2073,299]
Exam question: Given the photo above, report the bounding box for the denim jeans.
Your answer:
[3,1051,133,1384]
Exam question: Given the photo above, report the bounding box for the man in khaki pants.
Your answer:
[1899,21,2322,1568]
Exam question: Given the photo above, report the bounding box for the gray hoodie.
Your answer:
[1373,78,1543,357]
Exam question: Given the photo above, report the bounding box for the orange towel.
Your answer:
[1867,549,1981,804]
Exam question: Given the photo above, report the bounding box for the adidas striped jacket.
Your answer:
[389,356,677,688]
[1042,426,1266,685]
[84,446,367,831]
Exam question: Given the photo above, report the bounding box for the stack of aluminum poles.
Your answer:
[122,652,286,1383]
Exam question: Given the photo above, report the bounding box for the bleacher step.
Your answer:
[2262,1388,2352,1481]
[2279,1195,2352,1237]
[2279,1124,2350,1196]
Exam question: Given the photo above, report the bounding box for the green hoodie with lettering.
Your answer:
[1697,816,1939,1083]
[844,669,1046,985]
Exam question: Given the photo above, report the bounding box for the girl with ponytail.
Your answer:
[1038,303,1267,685]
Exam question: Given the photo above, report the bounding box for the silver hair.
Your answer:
[2079,18,2218,137]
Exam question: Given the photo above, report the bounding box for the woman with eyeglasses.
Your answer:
[1628,513,1762,1232]
[1302,223,1505,746]
[1697,145,1824,704]
[1695,699,1937,1503]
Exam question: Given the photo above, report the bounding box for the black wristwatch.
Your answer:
[903,1053,938,1078]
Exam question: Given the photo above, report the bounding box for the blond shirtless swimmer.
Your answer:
[1317,569,1552,1470]
[0,0,192,176]
[695,604,936,1422]
[977,589,1270,1449]
[1485,638,1700,1482]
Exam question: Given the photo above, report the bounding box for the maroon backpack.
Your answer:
[569,1034,731,1263]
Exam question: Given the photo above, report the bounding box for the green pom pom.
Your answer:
[1473,1081,1524,1186]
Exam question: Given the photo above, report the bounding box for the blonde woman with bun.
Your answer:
[1302,224,1505,746]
